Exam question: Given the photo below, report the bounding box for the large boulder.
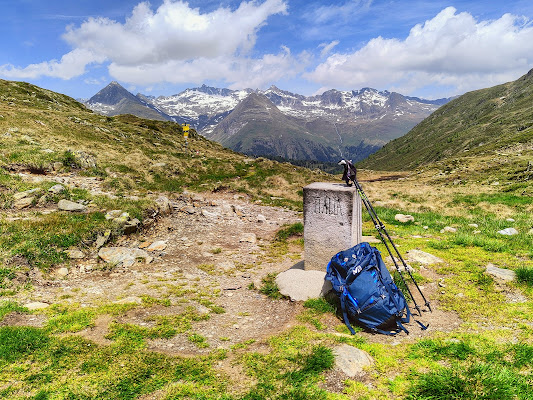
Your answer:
[98,247,153,268]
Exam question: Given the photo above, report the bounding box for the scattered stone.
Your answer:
[406,249,444,265]
[361,235,381,244]
[276,269,332,301]
[486,263,516,281]
[468,223,479,228]
[473,230,481,234]
[95,230,111,249]
[123,218,141,234]
[24,302,50,311]
[233,205,245,217]
[56,267,69,277]
[257,214,267,223]
[14,188,42,200]
[48,184,66,194]
[423,226,429,230]
[14,197,34,209]
[440,226,457,233]
[395,214,414,223]
[333,344,374,378]
[37,195,48,207]
[52,162,63,171]
[98,247,153,267]
[201,209,219,219]
[105,210,123,220]
[151,162,167,168]
[239,233,257,244]
[58,199,87,212]
[498,228,518,236]
[146,241,167,252]
[529,228,533,235]
[66,249,85,259]
[72,151,97,169]
[155,196,172,216]
[182,206,196,214]
[506,218,515,222]
[138,241,152,249]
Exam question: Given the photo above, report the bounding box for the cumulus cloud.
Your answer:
[0,0,288,85]
[0,48,104,79]
[306,7,533,97]
[108,46,307,89]
[319,41,340,57]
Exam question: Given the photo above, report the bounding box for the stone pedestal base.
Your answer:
[303,182,362,271]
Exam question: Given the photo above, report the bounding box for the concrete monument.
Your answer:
[303,182,362,271]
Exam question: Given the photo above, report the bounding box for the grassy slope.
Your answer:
[360,69,533,171]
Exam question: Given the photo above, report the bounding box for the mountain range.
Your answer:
[85,82,450,163]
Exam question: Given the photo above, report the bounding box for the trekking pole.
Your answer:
[353,179,432,314]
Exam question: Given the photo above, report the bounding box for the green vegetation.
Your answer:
[360,69,533,171]
[1,79,532,399]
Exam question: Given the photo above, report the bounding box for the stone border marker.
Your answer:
[303,182,362,271]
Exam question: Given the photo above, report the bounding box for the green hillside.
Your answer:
[0,79,326,207]
[360,69,533,171]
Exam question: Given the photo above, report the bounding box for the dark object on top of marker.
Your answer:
[338,159,357,186]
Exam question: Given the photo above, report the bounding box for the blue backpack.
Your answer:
[326,242,411,335]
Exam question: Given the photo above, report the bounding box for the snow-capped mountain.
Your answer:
[85,82,449,162]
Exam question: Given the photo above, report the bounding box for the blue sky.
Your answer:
[2,0,533,100]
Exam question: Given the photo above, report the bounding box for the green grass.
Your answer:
[516,267,533,287]
[408,336,533,399]
[259,273,284,300]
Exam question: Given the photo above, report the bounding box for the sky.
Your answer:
[1,0,533,100]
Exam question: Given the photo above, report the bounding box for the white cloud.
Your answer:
[0,48,104,80]
[0,0,288,83]
[108,46,307,89]
[306,7,533,97]
[319,41,340,57]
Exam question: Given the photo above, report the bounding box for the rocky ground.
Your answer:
[2,168,494,357]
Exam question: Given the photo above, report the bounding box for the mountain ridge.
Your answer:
[85,81,451,162]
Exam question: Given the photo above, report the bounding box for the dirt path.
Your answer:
[4,170,464,355]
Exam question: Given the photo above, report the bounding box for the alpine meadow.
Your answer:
[0,66,533,400]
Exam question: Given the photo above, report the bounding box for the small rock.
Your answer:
[182,206,196,214]
[56,267,69,277]
[440,226,457,233]
[473,230,481,234]
[239,233,257,244]
[14,197,34,209]
[468,223,479,228]
[361,235,381,244]
[257,214,267,223]
[95,230,111,248]
[123,218,141,234]
[333,344,374,378]
[498,228,518,236]
[98,247,153,267]
[406,249,444,265]
[528,228,533,235]
[233,205,245,217]
[14,188,42,200]
[146,241,167,252]
[155,196,172,216]
[395,214,414,223]
[105,210,123,220]
[201,209,219,219]
[37,195,48,207]
[58,199,87,212]
[24,302,50,311]
[486,263,516,281]
[66,249,85,259]
[276,269,332,301]
[48,184,66,194]
[52,162,63,171]
[506,218,515,222]
[138,241,152,249]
